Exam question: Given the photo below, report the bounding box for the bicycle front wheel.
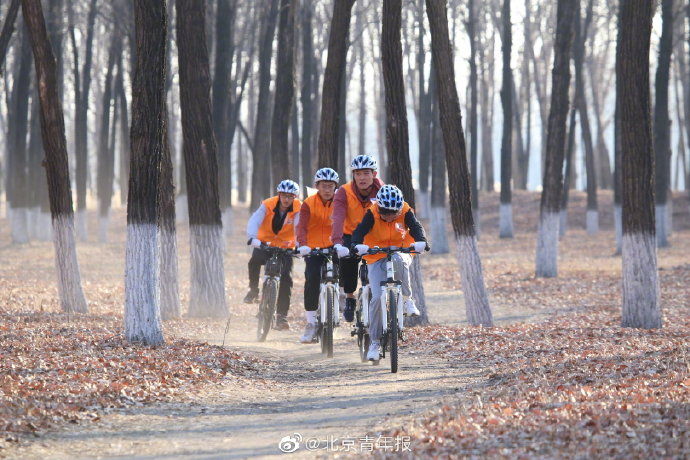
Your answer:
[321,286,335,357]
[257,279,278,342]
[388,290,399,373]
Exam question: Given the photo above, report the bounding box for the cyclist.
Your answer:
[295,168,339,343]
[351,185,428,362]
[331,155,384,323]
[244,179,302,331]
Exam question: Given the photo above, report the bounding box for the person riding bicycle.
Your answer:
[350,185,428,362]
[295,168,339,343]
[331,155,384,323]
[244,179,302,331]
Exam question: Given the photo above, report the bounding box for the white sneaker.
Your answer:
[300,323,318,343]
[367,341,381,362]
[403,298,420,317]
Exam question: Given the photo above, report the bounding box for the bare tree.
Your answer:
[468,0,480,233]
[300,0,315,196]
[617,0,661,329]
[270,0,298,182]
[429,68,449,254]
[21,0,88,313]
[316,0,355,170]
[426,0,493,327]
[535,0,576,278]
[125,0,167,344]
[0,0,20,71]
[176,0,227,318]
[654,0,673,247]
[499,0,513,238]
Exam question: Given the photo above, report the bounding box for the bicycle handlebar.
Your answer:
[247,239,298,256]
[360,246,420,256]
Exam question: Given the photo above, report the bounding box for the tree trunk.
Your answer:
[416,0,431,219]
[382,0,428,327]
[22,0,88,314]
[97,37,119,243]
[176,0,227,318]
[617,0,661,329]
[8,24,31,244]
[499,0,513,238]
[479,23,494,193]
[573,0,597,235]
[429,69,449,254]
[250,0,279,210]
[654,0,673,247]
[300,0,314,196]
[73,0,98,241]
[560,105,577,237]
[116,54,130,207]
[316,0,355,169]
[535,0,576,278]
[468,0,480,234]
[426,0,493,327]
[0,0,20,71]
[270,0,298,183]
[212,0,236,233]
[125,0,167,344]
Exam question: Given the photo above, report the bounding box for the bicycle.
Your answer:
[254,242,297,342]
[358,246,419,373]
[306,247,341,357]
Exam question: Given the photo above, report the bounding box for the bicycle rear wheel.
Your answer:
[256,279,278,342]
[388,290,399,373]
[321,286,334,357]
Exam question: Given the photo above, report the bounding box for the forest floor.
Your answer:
[0,190,688,458]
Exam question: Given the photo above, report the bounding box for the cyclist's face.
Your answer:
[278,193,295,208]
[316,181,337,201]
[353,169,376,190]
[379,209,400,222]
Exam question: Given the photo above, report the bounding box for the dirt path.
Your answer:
[7,286,540,460]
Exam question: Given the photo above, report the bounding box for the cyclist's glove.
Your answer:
[334,244,350,258]
[355,244,369,256]
[411,241,428,253]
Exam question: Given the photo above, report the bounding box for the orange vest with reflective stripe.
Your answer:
[304,193,334,248]
[343,182,376,235]
[362,202,415,263]
[257,196,302,248]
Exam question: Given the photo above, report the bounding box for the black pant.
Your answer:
[248,248,293,316]
[339,234,360,294]
[303,254,341,311]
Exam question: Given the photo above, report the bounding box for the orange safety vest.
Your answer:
[257,196,302,249]
[342,182,377,235]
[362,202,415,263]
[303,193,334,248]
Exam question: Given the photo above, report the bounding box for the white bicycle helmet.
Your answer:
[376,185,404,212]
[350,154,378,171]
[276,179,299,195]
[314,167,339,184]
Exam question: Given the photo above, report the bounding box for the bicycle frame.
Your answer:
[315,249,340,327]
[379,253,404,339]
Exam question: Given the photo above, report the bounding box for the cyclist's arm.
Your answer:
[295,202,310,246]
[246,204,267,240]
[350,209,374,246]
[330,186,348,245]
[404,209,427,242]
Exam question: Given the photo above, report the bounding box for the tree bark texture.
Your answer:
[499,0,513,238]
[22,0,88,314]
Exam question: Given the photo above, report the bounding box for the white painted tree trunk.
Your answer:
[655,204,669,247]
[76,209,88,241]
[559,209,568,238]
[406,256,429,326]
[10,207,29,244]
[188,224,227,317]
[175,194,189,224]
[499,203,513,238]
[666,196,672,237]
[37,212,52,241]
[455,235,493,327]
[586,210,599,235]
[125,222,164,344]
[535,211,559,277]
[473,209,481,238]
[159,227,181,320]
[221,207,233,239]
[622,232,661,329]
[415,190,430,219]
[430,206,449,254]
[28,207,40,240]
[98,210,110,243]
[614,205,622,254]
[52,214,88,313]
